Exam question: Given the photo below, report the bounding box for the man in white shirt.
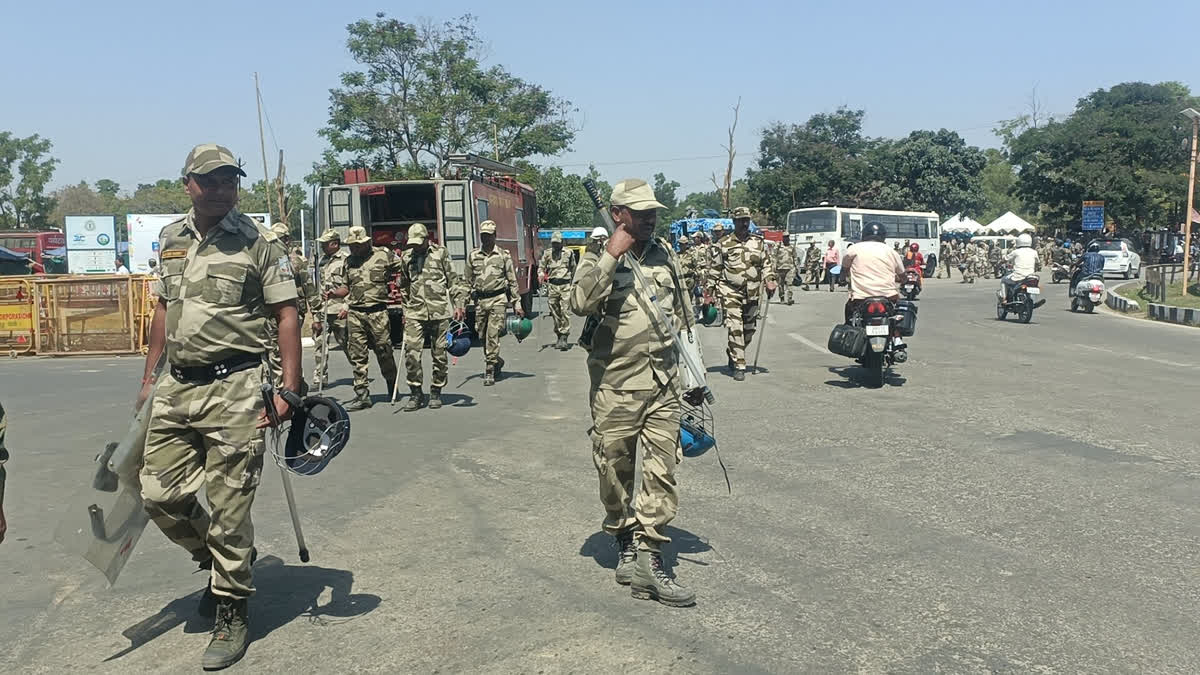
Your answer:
[840,222,905,323]
[1002,233,1041,300]
[114,258,130,275]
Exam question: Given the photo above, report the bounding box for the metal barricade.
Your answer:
[0,276,36,355]
[32,276,141,356]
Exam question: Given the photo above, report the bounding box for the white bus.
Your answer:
[785,206,941,270]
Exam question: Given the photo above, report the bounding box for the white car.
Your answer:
[1091,238,1141,279]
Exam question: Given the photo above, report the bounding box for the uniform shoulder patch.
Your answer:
[160,249,188,260]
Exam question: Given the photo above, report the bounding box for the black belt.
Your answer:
[548,278,571,285]
[475,288,508,299]
[170,353,261,384]
[349,303,387,313]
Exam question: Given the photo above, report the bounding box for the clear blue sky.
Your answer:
[4,0,1197,199]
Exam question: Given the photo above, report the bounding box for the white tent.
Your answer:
[984,211,1036,235]
[940,213,985,234]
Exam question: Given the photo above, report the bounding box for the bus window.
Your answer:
[841,212,862,240]
[786,208,837,234]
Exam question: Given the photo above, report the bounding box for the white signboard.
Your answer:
[67,249,117,274]
[126,212,271,273]
[65,215,117,251]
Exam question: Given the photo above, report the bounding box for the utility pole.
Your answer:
[1181,108,1200,289]
[254,72,273,224]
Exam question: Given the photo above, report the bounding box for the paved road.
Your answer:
[1,277,1197,673]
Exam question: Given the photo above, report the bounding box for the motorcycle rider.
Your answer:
[840,222,905,324]
[902,242,924,291]
[1069,242,1106,293]
[1002,233,1041,301]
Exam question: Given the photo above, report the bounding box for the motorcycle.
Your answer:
[829,297,917,388]
[1070,274,1106,313]
[995,275,1045,323]
[900,268,922,300]
[1051,262,1071,284]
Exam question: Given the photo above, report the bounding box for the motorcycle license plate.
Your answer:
[1090,293,1101,301]
[865,325,889,336]
[1026,287,1040,294]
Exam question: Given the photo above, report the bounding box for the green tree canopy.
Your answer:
[0,132,58,229]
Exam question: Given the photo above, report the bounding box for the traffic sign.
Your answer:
[1082,201,1104,231]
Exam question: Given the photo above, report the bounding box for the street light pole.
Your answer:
[1182,108,1200,290]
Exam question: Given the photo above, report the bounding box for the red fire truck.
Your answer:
[313,154,540,338]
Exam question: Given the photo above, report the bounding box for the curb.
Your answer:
[1106,281,1141,313]
[1148,303,1200,327]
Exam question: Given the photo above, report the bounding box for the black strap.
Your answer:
[170,353,261,384]
[349,303,387,313]
[475,288,508,299]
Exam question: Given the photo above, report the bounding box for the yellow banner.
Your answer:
[0,306,33,331]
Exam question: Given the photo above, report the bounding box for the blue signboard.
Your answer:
[536,229,590,240]
[1081,201,1104,231]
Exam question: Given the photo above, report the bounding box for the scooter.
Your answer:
[900,268,922,300]
[996,275,1045,323]
[1070,274,1106,313]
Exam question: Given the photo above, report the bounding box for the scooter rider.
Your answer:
[840,222,905,324]
[902,242,925,291]
[1002,233,1041,301]
[1070,242,1106,292]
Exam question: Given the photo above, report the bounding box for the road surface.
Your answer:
[1,277,1197,673]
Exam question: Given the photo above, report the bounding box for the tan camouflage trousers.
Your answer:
[546,282,572,337]
[404,317,450,390]
[264,308,306,388]
[776,268,794,303]
[719,285,759,370]
[476,297,506,367]
[141,366,265,599]
[805,263,822,288]
[588,383,682,552]
[313,313,349,387]
[347,308,397,399]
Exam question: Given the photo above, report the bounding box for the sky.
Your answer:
[3,0,1198,201]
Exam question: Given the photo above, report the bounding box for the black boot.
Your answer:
[202,597,249,670]
[428,387,443,409]
[494,357,504,381]
[345,394,373,411]
[402,386,424,412]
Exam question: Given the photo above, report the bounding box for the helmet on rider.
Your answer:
[909,242,919,252]
[1016,233,1033,248]
[1087,242,1100,253]
[862,221,887,242]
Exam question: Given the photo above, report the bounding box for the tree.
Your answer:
[310,13,575,183]
[0,132,59,229]
[1009,81,1199,229]
[979,149,1023,223]
[866,129,988,217]
[95,179,120,198]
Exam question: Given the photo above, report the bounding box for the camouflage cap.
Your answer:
[479,220,497,235]
[408,223,428,244]
[610,178,666,211]
[550,231,563,243]
[181,143,246,177]
[732,206,752,219]
[678,235,690,244]
[712,222,725,231]
[270,222,291,238]
[316,229,340,243]
[344,225,370,245]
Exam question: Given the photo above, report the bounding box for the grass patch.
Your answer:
[1123,281,1200,310]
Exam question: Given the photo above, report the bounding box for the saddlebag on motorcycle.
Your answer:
[895,300,918,337]
[828,323,867,358]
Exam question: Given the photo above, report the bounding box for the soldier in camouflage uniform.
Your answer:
[135,144,300,670]
[988,241,1003,278]
[773,234,796,305]
[801,241,821,289]
[397,222,467,411]
[465,220,523,387]
[711,207,777,381]
[539,231,576,350]
[936,241,950,279]
[0,399,8,544]
[264,222,318,388]
[570,178,696,607]
[340,225,401,410]
[312,229,350,388]
[961,241,978,283]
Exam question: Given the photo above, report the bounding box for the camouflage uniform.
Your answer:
[677,236,701,315]
[313,239,349,387]
[961,243,978,283]
[265,223,318,387]
[802,243,822,288]
[988,243,1003,278]
[539,234,577,343]
[711,209,777,375]
[0,399,7,528]
[141,205,297,601]
[465,221,519,382]
[343,227,401,404]
[937,243,950,278]
[772,240,796,304]
[397,223,467,397]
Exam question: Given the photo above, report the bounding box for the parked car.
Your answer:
[1089,238,1141,279]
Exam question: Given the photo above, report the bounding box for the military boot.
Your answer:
[614,530,637,586]
[631,549,696,607]
[483,366,495,387]
[428,387,443,409]
[198,547,254,618]
[202,597,249,670]
[345,394,373,411]
[732,369,746,382]
[402,387,424,412]
[494,357,504,381]
[556,334,568,350]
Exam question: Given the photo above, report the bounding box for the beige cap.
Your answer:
[479,220,497,235]
[270,222,290,238]
[550,231,563,243]
[181,143,246,177]
[732,206,752,219]
[610,178,666,211]
[712,222,725,231]
[408,223,428,244]
[316,229,340,243]
[678,235,690,244]
[344,226,370,245]
[590,226,608,240]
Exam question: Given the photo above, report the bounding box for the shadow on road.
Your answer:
[440,392,476,407]
[455,371,536,388]
[825,365,907,388]
[579,525,714,572]
[103,555,379,663]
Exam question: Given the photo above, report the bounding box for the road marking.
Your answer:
[1073,343,1197,369]
[544,370,563,402]
[788,332,828,355]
